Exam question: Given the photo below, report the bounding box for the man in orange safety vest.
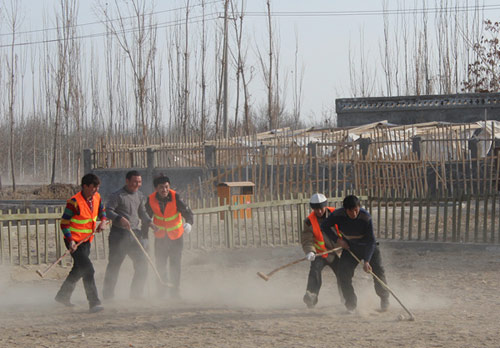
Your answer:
[144,174,193,299]
[301,193,342,309]
[55,173,107,313]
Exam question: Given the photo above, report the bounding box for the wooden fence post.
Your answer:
[308,142,318,192]
[225,204,234,248]
[83,149,92,174]
[146,148,155,186]
[204,145,216,168]
[358,137,371,159]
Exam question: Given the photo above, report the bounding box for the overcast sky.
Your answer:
[6,0,500,126]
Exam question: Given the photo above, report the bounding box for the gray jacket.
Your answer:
[106,187,151,233]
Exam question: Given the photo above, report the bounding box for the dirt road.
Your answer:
[0,242,499,348]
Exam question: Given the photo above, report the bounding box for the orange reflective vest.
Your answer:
[148,190,184,240]
[308,207,335,258]
[69,192,100,243]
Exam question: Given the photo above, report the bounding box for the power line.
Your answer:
[0,0,224,38]
[243,4,500,17]
[0,12,220,49]
[1,3,498,48]
[2,2,495,39]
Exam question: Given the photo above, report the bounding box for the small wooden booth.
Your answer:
[217,181,255,219]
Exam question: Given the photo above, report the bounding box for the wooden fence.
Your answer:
[90,123,500,201]
[0,207,108,266]
[1,193,499,266]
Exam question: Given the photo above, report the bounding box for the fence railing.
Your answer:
[89,123,500,201]
[0,207,109,266]
[1,193,499,266]
[368,193,500,243]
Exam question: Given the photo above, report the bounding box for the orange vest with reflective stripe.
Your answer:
[308,207,335,258]
[69,192,100,243]
[149,190,184,240]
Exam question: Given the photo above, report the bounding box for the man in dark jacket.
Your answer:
[103,170,154,300]
[144,174,194,299]
[320,195,389,313]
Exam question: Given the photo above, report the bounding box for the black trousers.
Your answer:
[155,235,183,296]
[338,246,389,310]
[306,255,342,299]
[56,240,100,307]
[102,227,148,299]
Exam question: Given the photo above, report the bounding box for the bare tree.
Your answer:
[380,0,392,96]
[0,6,2,190]
[348,28,377,97]
[348,0,486,98]
[222,0,229,137]
[30,45,37,180]
[214,19,224,137]
[255,0,278,130]
[272,41,286,129]
[182,0,190,138]
[67,2,85,182]
[104,3,115,135]
[18,45,27,181]
[400,2,410,94]
[200,0,208,140]
[463,20,500,92]
[291,27,304,126]
[149,36,162,139]
[100,0,158,143]
[422,0,431,94]
[41,14,54,182]
[4,0,22,191]
[265,0,274,129]
[237,0,254,135]
[229,0,253,135]
[50,0,78,184]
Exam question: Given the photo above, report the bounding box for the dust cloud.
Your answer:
[0,243,499,348]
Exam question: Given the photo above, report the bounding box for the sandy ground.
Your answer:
[0,241,499,348]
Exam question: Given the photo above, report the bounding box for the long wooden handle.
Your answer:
[36,232,95,278]
[127,229,172,287]
[347,249,415,320]
[265,247,343,278]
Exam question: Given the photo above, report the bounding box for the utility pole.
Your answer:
[222,0,229,138]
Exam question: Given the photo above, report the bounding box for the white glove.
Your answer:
[183,223,192,234]
[306,252,316,261]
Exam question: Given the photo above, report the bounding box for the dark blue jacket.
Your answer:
[320,207,376,262]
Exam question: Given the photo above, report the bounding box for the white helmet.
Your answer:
[310,193,327,209]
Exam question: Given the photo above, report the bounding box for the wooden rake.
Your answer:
[257,247,342,281]
[36,232,95,278]
[347,249,416,321]
[127,228,173,288]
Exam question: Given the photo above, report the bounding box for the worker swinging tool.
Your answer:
[53,173,107,313]
[321,194,415,320]
[258,193,344,309]
[36,231,96,278]
[301,193,344,308]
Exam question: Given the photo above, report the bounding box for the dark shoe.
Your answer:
[303,291,318,309]
[55,295,74,307]
[89,305,104,313]
[380,297,389,312]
